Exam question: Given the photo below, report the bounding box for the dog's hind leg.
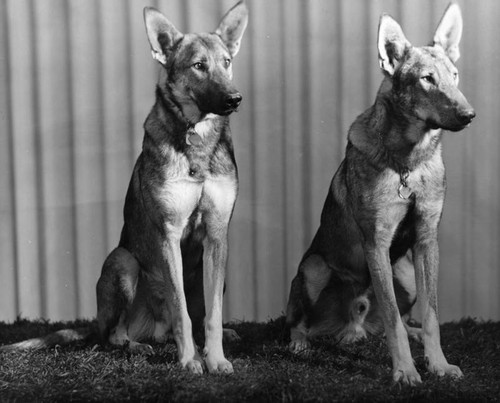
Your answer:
[289,321,312,356]
[96,247,153,354]
[286,254,331,355]
[393,253,417,315]
[392,253,422,342]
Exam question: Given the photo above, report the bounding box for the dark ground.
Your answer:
[0,317,499,402]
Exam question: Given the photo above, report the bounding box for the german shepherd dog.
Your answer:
[286,3,474,385]
[0,2,248,375]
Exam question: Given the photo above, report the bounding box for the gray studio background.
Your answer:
[0,0,498,323]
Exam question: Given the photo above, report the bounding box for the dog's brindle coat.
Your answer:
[96,3,248,374]
[286,3,474,385]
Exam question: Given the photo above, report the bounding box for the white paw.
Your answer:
[289,339,312,356]
[428,361,463,378]
[128,341,154,355]
[392,365,422,386]
[205,355,234,374]
[182,358,204,375]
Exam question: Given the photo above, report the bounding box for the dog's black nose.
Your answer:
[465,109,476,121]
[226,93,242,110]
[458,108,476,125]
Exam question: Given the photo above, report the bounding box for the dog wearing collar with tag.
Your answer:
[0,3,248,375]
[286,3,474,385]
[94,2,248,374]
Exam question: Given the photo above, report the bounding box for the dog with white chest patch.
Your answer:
[0,1,248,376]
[286,3,474,385]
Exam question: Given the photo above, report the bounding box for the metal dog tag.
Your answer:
[398,183,412,199]
[398,168,412,199]
[186,130,202,146]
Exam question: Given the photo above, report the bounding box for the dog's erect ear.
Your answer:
[377,14,411,76]
[215,1,248,58]
[144,7,183,65]
[433,2,462,63]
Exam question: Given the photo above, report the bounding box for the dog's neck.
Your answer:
[156,86,201,129]
[143,83,223,155]
[348,78,442,172]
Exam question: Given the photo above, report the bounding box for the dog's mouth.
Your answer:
[441,119,475,132]
[446,123,471,132]
[196,92,242,117]
[216,106,240,116]
[426,112,476,132]
[199,105,240,117]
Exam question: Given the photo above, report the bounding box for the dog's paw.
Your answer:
[205,355,234,374]
[428,362,463,379]
[392,366,422,386]
[223,328,241,343]
[128,341,154,355]
[288,339,312,356]
[182,358,204,375]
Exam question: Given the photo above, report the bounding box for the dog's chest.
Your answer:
[183,118,233,180]
[155,173,237,240]
[154,149,237,228]
[143,115,237,233]
[402,152,446,201]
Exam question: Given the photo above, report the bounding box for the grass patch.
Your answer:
[0,317,499,402]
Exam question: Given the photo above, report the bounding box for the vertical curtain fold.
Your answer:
[0,0,498,323]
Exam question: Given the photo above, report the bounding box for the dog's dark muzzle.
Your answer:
[443,106,475,132]
[456,107,476,126]
[214,92,242,115]
[208,92,242,116]
[435,86,476,131]
[225,93,242,111]
[445,88,476,131]
[196,86,243,116]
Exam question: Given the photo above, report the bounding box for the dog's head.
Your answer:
[377,3,475,132]
[144,2,248,122]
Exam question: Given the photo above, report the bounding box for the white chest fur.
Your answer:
[154,172,237,231]
[193,113,217,140]
[200,174,238,218]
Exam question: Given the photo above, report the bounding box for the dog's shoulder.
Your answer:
[347,78,392,157]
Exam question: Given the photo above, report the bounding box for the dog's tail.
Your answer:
[0,327,94,352]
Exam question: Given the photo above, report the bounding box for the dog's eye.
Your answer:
[224,58,231,68]
[453,72,459,81]
[421,75,435,85]
[193,62,205,71]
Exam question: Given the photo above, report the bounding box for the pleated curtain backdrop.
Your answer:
[0,0,499,323]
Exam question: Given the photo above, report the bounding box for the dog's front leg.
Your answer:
[413,224,463,379]
[202,222,232,374]
[201,177,236,374]
[364,245,421,385]
[163,228,204,374]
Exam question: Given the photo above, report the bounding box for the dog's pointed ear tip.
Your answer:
[378,13,399,32]
[143,6,161,21]
[228,1,249,18]
[234,0,248,10]
[443,2,463,21]
[379,13,394,23]
[447,2,462,12]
